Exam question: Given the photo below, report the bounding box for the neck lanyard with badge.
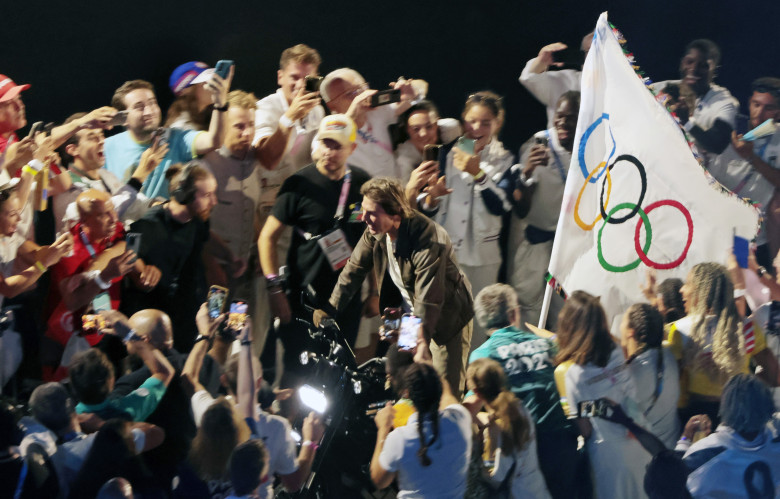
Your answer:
[546,130,567,183]
[297,170,354,271]
[80,228,113,312]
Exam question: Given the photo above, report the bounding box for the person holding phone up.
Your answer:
[418,91,514,353]
[316,177,474,397]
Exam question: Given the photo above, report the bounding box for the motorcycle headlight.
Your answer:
[352,379,363,395]
[299,384,328,414]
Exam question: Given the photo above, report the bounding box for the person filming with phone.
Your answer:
[314,177,474,397]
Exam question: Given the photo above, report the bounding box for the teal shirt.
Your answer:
[469,326,568,433]
[103,129,202,199]
[76,376,167,422]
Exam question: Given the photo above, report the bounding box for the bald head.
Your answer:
[76,189,112,218]
[97,477,133,499]
[129,309,173,351]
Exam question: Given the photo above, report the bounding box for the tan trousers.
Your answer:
[430,320,473,399]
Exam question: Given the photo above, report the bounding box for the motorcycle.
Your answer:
[276,295,392,498]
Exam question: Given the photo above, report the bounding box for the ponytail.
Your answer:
[488,390,531,455]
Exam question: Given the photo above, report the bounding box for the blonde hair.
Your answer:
[227,90,258,110]
[467,358,532,455]
[685,262,745,380]
[279,44,321,70]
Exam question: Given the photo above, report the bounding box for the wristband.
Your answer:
[214,104,228,112]
[22,165,38,177]
[27,159,44,172]
[733,288,746,299]
[279,114,294,129]
[240,339,252,346]
[472,169,486,181]
[302,440,320,452]
[193,334,211,345]
[93,271,112,290]
[34,261,47,272]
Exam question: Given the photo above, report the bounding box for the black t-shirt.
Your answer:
[0,446,60,499]
[272,164,370,301]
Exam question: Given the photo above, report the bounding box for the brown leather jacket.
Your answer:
[329,212,473,345]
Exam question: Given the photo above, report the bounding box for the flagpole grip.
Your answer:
[538,282,554,330]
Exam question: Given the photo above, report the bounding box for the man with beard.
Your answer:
[121,161,223,350]
[505,91,580,329]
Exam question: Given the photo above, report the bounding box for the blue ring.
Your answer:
[578,113,617,183]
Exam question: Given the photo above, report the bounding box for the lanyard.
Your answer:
[79,228,98,258]
[296,170,352,241]
[14,459,27,499]
[546,131,567,183]
[334,170,352,221]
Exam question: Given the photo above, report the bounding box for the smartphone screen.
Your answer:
[423,144,441,162]
[228,300,248,330]
[733,235,749,268]
[456,137,476,155]
[82,314,105,333]
[370,89,401,108]
[398,315,421,350]
[207,285,228,319]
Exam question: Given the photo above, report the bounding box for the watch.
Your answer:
[757,266,769,278]
[193,334,211,345]
[214,104,228,112]
[90,270,112,290]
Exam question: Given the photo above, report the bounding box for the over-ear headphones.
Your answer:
[171,161,199,204]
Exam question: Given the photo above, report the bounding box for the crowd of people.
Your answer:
[0,32,779,499]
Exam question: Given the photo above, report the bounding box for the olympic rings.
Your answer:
[574,161,612,231]
[598,202,652,272]
[578,113,617,183]
[634,200,693,270]
[599,154,647,224]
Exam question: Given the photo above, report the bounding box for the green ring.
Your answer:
[597,202,652,272]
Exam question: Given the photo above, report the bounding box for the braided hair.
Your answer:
[684,262,745,381]
[657,278,686,323]
[404,363,442,467]
[626,303,666,411]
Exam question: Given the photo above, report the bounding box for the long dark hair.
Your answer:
[657,278,685,323]
[556,291,615,367]
[405,363,442,466]
[626,303,665,411]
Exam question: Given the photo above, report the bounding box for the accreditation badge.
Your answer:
[317,229,352,271]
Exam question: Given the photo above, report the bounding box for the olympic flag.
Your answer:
[546,12,760,329]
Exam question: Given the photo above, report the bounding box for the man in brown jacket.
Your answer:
[317,177,473,395]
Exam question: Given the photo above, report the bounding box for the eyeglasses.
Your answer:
[330,82,369,102]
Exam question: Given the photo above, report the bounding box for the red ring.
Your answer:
[634,200,693,270]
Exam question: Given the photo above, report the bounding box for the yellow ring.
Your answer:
[574,162,612,231]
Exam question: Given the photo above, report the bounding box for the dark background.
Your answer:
[3,0,778,155]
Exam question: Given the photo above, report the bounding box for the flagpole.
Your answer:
[538,282,553,329]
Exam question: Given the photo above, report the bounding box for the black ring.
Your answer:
[599,154,647,224]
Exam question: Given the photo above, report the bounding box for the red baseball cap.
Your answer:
[0,75,30,103]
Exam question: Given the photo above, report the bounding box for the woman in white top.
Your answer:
[467,357,551,499]
[422,92,514,350]
[371,362,472,499]
[620,303,680,449]
[557,291,651,499]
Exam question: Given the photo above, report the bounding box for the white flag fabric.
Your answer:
[547,12,759,329]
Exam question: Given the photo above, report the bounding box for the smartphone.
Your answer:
[215,60,234,80]
[398,314,421,351]
[577,399,612,418]
[370,88,401,108]
[207,285,228,319]
[305,75,323,93]
[150,127,171,146]
[108,110,128,128]
[82,314,106,333]
[534,133,549,147]
[552,46,584,69]
[227,299,249,330]
[125,232,141,263]
[733,235,749,269]
[423,144,442,162]
[27,121,44,139]
[456,137,476,155]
